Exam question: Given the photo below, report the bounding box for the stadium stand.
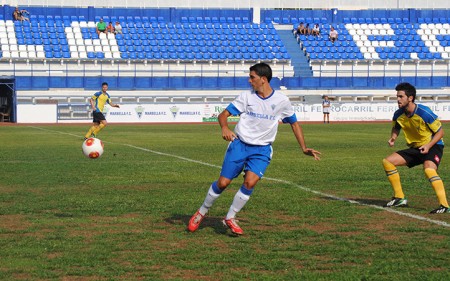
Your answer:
[2,3,450,123]
[0,16,291,66]
[296,19,450,79]
[2,10,450,86]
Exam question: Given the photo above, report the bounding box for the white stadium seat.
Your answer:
[28,51,36,59]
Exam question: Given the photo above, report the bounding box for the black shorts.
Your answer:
[397,144,444,168]
[93,111,106,123]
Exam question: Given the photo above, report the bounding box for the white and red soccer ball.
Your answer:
[82,137,104,159]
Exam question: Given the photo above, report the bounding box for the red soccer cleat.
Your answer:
[187,210,205,232]
[223,218,244,235]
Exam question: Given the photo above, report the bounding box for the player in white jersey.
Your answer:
[322,95,331,124]
[187,63,321,235]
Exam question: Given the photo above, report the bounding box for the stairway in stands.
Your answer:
[277,29,313,77]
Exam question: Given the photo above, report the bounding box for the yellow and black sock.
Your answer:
[92,123,105,136]
[382,159,404,198]
[424,168,449,208]
[85,126,96,139]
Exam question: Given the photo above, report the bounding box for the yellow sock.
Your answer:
[382,159,404,198]
[92,123,105,136]
[424,168,449,208]
[85,126,96,138]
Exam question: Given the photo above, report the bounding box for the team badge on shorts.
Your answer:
[435,155,440,163]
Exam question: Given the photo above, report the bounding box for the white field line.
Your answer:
[30,126,450,228]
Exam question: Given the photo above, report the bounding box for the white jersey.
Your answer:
[227,90,296,146]
[322,100,331,113]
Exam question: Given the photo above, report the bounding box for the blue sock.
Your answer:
[225,185,253,219]
[239,185,253,196]
[211,181,223,194]
[199,181,222,215]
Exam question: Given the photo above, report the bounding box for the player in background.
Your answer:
[187,63,321,235]
[382,82,449,213]
[322,95,331,124]
[84,82,120,140]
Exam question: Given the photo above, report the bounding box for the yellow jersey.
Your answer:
[392,104,444,148]
[92,91,112,112]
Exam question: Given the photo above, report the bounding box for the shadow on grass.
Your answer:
[351,198,429,211]
[321,196,388,206]
[322,196,428,211]
[349,198,389,206]
[165,214,244,237]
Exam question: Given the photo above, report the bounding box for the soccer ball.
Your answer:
[82,137,104,159]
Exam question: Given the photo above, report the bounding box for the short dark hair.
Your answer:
[249,63,272,82]
[395,82,416,102]
[102,82,108,87]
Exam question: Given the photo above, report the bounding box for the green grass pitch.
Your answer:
[0,123,449,280]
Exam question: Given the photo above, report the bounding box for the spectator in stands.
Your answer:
[322,95,331,123]
[294,22,305,35]
[12,8,21,21]
[329,26,338,43]
[106,22,114,34]
[312,24,320,36]
[187,62,321,236]
[84,82,120,140]
[96,18,107,35]
[304,23,312,35]
[114,21,123,35]
[12,7,30,22]
[21,9,30,22]
[382,82,449,214]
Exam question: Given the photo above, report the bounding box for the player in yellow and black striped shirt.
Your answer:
[382,82,449,214]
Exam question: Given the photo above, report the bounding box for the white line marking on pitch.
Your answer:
[125,144,450,228]
[30,126,450,228]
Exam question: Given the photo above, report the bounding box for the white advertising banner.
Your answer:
[103,102,450,123]
[46,101,450,124]
[104,103,232,123]
[292,102,450,122]
[17,104,57,123]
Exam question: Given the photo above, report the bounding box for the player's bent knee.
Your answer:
[243,181,258,189]
[243,177,259,189]
[217,177,231,189]
[382,158,396,168]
